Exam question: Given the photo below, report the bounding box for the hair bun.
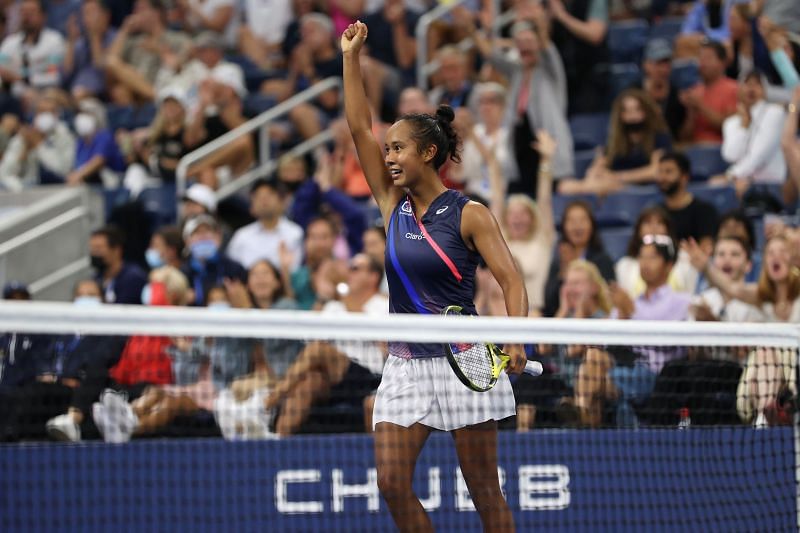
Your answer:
[435,105,455,124]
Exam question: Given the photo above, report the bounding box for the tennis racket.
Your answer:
[442,305,544,392]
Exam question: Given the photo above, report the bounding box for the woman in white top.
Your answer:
[615,205,697,298]
[684,234,800,426]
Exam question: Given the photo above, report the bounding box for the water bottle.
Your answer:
[678,407,691,429]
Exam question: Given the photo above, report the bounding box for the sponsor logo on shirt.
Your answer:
[400,201,412,216]
[405,232,424,240]
[435,205,449,215]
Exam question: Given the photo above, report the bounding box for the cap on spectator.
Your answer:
[182,214,219,241]
[157,86,187,109]
[210,63,246,99]
[182,183,218,214]
[3,281,30,300]
[644,38,672,62]
[194,31,224,50]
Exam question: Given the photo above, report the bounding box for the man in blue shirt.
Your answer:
[89,225,148,304]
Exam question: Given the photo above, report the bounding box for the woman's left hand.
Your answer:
[503,344,527,374]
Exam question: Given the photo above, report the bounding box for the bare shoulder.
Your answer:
[461,200,502,244]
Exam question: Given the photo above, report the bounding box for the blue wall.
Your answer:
[1,428,795,532]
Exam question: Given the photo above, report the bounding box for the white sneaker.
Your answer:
[101,389,138,442]
[46,414,81,442]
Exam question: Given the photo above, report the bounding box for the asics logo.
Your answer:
[435,206,448,215]
[405,232,424,240]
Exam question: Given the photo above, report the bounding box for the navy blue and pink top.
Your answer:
[385,190,480,359]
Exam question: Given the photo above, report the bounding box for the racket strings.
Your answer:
[451,343,495,390]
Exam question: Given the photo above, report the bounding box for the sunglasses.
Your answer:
[641,234,675,259]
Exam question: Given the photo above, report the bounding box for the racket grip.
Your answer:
[523,360,543,376]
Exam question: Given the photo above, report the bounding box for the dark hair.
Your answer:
[91,225,125,250]
[364,224,386,242]
[701,39,728,62]
[398,105,461,170]
[743,69,764,85]
[561,200,604,253]
[625,205,677,258]
[363,254,384,285]
[639,234,676,263]
[250,177,287,197]
[715,234,752,260]
[248,259,286,305]
[155,225,184,257]
[717,208,755,251]
[659,151,691,177]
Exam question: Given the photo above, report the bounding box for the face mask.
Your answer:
[145,248,165,269]
[208,301,231,311]
[74,113,97,137]
[73,295,102,307]
[190,239,219,262]
[90,255,107,273]
[33,112,57,134]
[141,281,169,306]
[622,121,647,133]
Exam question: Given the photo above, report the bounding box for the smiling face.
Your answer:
[514,29,540,69]
[563,205,592,250]
[248,261,281,302]
[713,238,750,282]
[562,267,596,309]
[384,120,430,188]
[505,199,536,240]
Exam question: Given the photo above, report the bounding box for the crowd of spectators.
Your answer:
[1,0,800,440]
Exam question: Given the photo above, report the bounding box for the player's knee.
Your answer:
[376,468,412,500]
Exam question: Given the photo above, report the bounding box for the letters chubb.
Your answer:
[275,464,570,514]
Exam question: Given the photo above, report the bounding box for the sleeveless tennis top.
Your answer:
[385,190,480,359]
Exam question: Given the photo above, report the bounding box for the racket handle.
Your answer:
[523,360,543,376]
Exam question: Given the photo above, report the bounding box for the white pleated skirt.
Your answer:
[372,355,517,431]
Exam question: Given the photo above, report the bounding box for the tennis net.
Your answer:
[0,301,797,532]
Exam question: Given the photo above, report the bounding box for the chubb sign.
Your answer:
[275,465,571,514]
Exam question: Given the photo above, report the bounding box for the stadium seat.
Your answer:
[225,54,283,92]
[608,19,649,64]
[569,112,610,151]
[601,226,634,261]
[101,186,131,221]
[649,17,684,42]
[595,188,661,227]
[688,183,738,213]
[105,104,136,131]
[138,185,177,226]
[243,93,277,117]
[684,144,728,181]
[573,149,596,178]
[609,63,642,100]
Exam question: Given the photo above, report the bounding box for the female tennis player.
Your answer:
[342,21,527,532]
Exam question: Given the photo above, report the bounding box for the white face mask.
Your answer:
[74,113,96,137]
[33,112,57,134]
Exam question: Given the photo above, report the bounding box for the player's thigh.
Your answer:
[374,422,431,489]
[451,420,501,485]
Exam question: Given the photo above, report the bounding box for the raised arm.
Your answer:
[682,238,760,306]
[782,87,800,191]
[533,129,556,244]
[342,22,401,218]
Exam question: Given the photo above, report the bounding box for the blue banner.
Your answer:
[1,428,795,532]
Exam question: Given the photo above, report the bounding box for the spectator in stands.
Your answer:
[759,16,800,97]
[263,13,343,141]
[62,0,115,100]
[180,214,246,306]
[679,40,738,143]
[690,235,764,322]
[2,280,30,300]
[226,178,304,271]
[67,98,126,188]
[238,0,295,70]
[321,119,374,200]
[136,88,189,185]
[543,200,615,317]
[89,225,148,305]
[285,216,343,310]
[487,129,556,314]
[783,87,800,193]
[0,0,64,105]
[361,0,419,83]
[657,152,719,254]
[451,83,516,200]
[264,253,387,436]
[180,182,217,221]
[547,0,610,114]
[638,38,686,141]
[91,266,191,442]
[145,226,183,270]
[104,0,193,105]
[428,45,474,111]
[615,205,698,298]
[176,0,238,48]
[183,65,253,189]
[719,71,787,197]
[362,225,388,294]
[470,14,575,192]
[397,86,434,116]
[684,234,800,426]
[0,92,75,191]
